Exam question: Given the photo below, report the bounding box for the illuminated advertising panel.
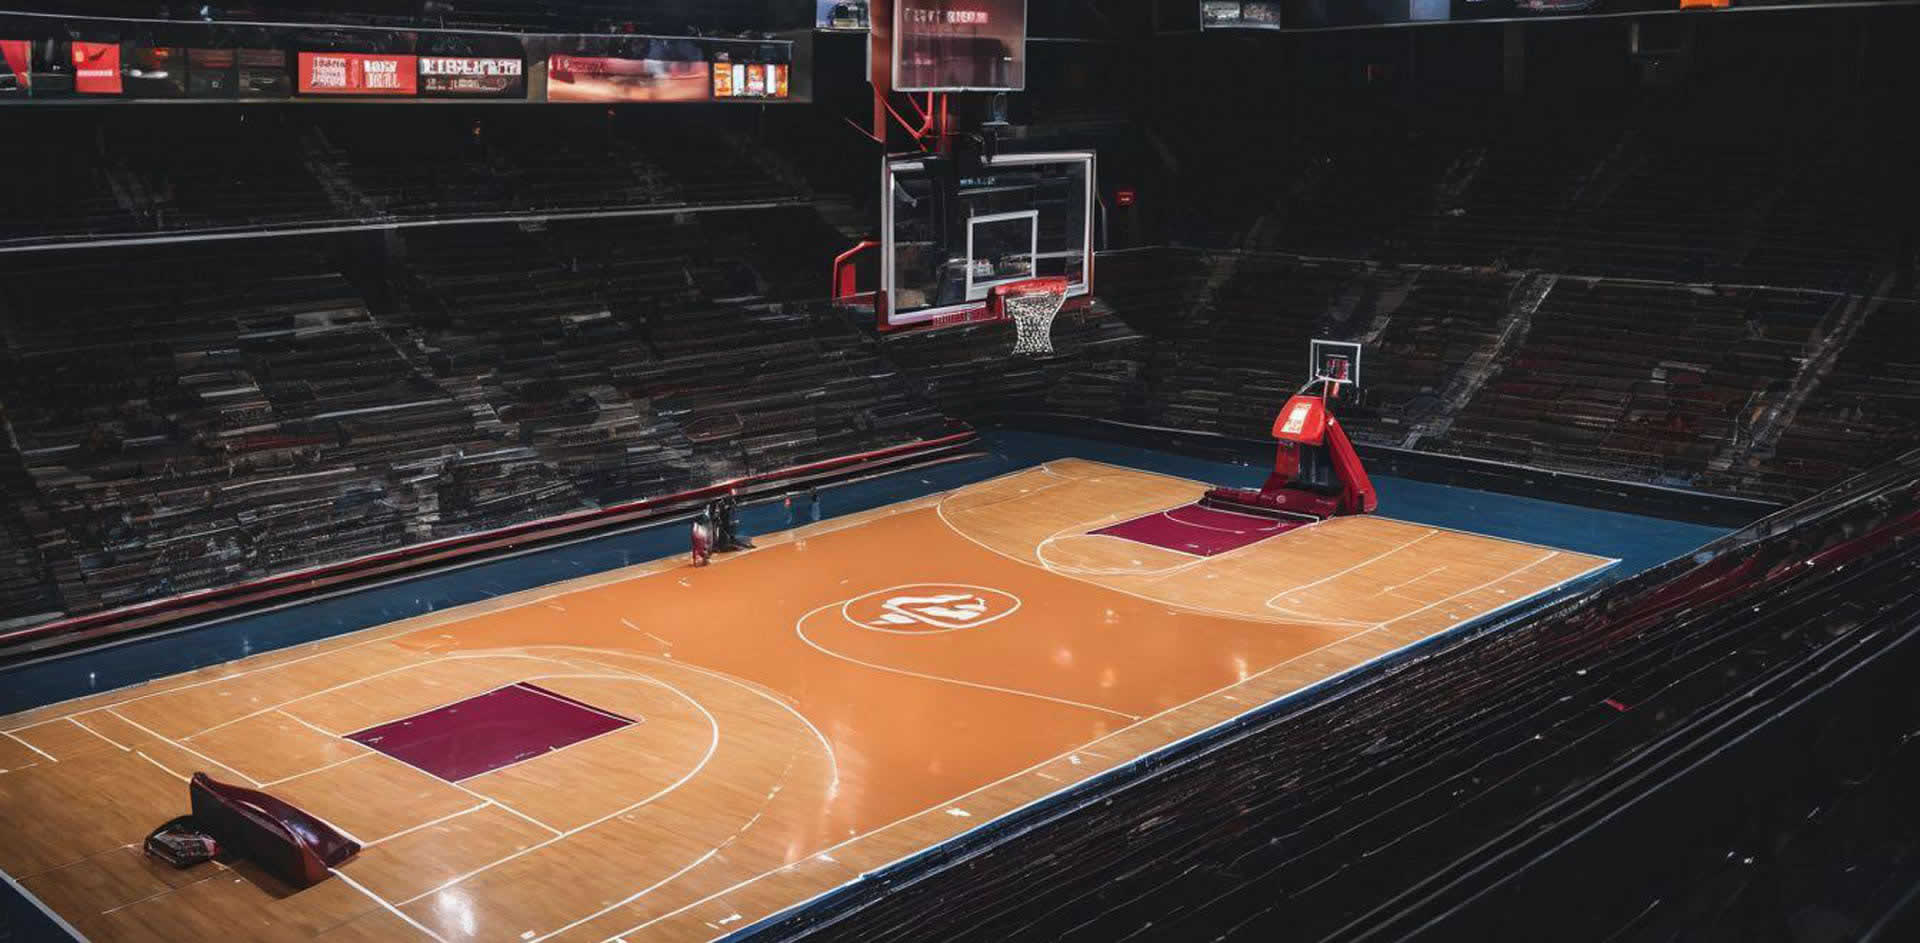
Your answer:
[71,41,122,94]
[545,55,709,102]
[711,54,790,100]
[419,56,524,96]
[893,0,1026,91]
[298,52,418,96]
[0,40,29,93]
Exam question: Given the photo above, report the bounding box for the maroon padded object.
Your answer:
[189,773,359,888]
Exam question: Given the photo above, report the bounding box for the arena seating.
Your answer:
[0,109,806,248]
[1727,300,1920,499]
[0,212,964,623]
[1340,270,1522,443]
[1438,281,1832,484]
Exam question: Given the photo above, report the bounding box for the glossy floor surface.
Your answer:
[0,459,1612,943]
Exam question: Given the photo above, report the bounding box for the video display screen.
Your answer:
[238,48,291,97]
[126,46,187,97]
[712,54,790,100]
[298,51,418,96]
[546,54,709,102]
[817,0,872,29]
[893,0,1026,91]
[419,56,524,97]
[71,41,121,94]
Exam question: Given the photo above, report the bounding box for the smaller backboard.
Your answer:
[1309,339,1362,389]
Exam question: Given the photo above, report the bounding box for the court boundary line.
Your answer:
[1260,529,1441,615]
[70,716,131,752]
[613,551,1618,942]
[0,864,87,943]
[1,730,56,763]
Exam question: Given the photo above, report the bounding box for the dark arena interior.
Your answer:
[1,1,1919,941]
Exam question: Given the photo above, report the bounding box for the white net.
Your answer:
[1002,281,1067,356]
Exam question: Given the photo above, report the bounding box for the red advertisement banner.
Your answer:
[0,40,29,90]
[298,52,418,96]
[546,55,708,102]
[72,41,123,94]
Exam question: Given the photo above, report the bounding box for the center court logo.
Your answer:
[842,584,1021,633]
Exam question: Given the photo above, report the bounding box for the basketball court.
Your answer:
[0,458,1611,943]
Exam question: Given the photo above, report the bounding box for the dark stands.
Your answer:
[0,215,960,631]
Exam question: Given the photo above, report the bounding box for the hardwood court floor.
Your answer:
[0,459,1613,943]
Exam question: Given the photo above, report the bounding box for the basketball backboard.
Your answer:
[1309,339,1362,388]
[881,150,1094,331]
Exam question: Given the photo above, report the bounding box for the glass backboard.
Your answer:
[882,150,1094,330]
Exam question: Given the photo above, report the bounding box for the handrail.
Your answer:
[833,239,880,300]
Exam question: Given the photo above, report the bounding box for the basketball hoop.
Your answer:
[991,276,1070,356]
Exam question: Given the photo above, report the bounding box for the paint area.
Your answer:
[346,682,636,782]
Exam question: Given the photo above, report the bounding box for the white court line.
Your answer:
[395,673,719,907]
[101,870,227,915]
[331,866,450,943]
[134,749,189,781]
[185,652,565,741]
[70,715,131,751]
[526,849,719,943]
[1369,551,1563,632]
[451,712,639,786]
[0,866,88,942]
[1260,529,1440,614]
[107,709,260,785]
[1156,509,1261,536]
[259,751,373,788]
[795,600,1141,722]
[1376,565,1450,596]
[275,708,341,738]
[516,681,643,726]
[544,647,840,794]
[1,730,57,763]
[362,801,493,848]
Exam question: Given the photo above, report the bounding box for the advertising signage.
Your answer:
[1,39,30,93]
[297,51,417,96]
[419,56,524,96]
[545,54,709,102]
[0,21,794,105]
[71,40,121,94]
